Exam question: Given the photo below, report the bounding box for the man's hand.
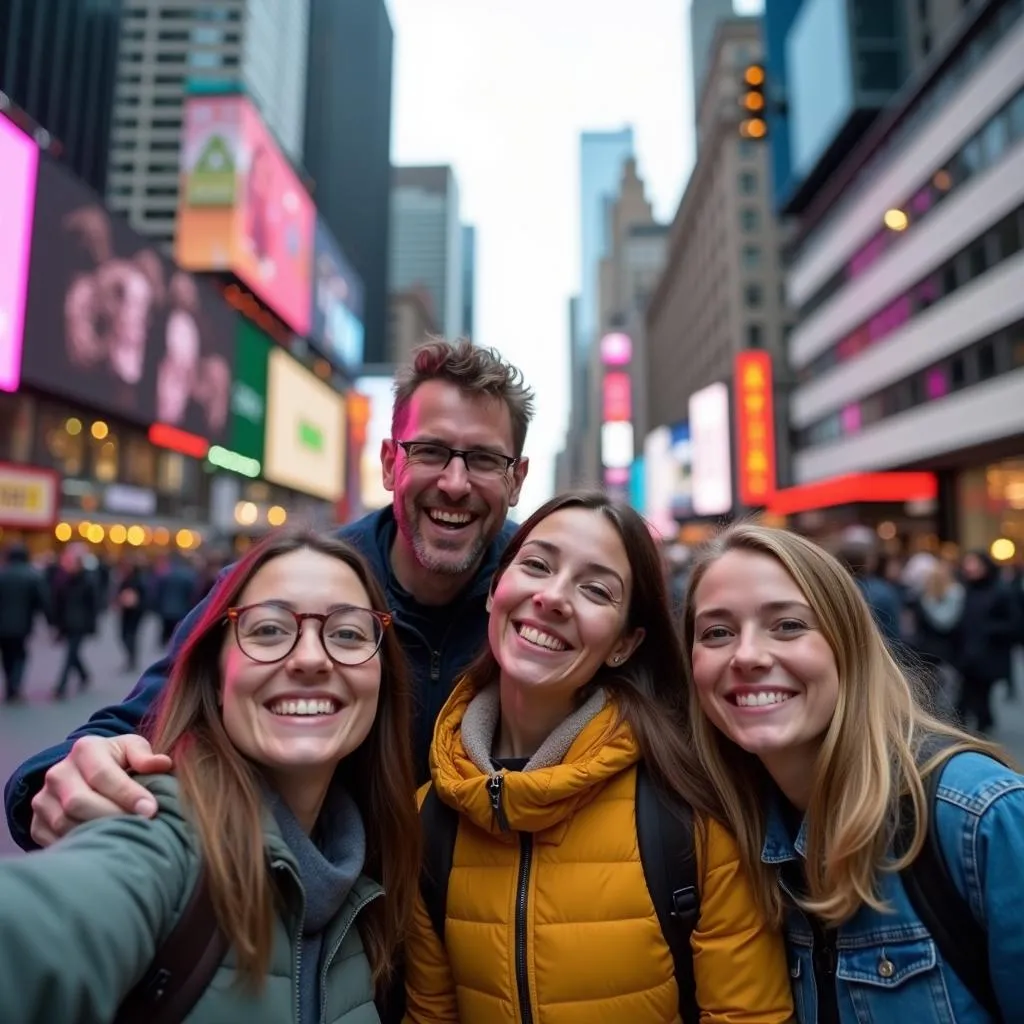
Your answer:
[29,736,173,848]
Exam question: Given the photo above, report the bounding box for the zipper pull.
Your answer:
[488,772,511,832]
[429,649,441,681]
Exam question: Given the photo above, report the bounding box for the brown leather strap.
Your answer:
[114,866,229,1024]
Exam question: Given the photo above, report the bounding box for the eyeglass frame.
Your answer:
[392,439,520,475]
[225,603,393,666]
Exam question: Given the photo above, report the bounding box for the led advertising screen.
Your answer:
[228,318,271,465]
[689,382,732,517]
[176,95,314,336]
[22,158,236,441]
[734,350,777,506]
[311,217,365,372]
[0,118,39,392]
[263,347,345,501]
[354,374,394,511]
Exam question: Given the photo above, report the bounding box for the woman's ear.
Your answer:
[605,627,645,668]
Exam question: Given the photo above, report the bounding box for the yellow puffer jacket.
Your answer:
[404,679,794,1023]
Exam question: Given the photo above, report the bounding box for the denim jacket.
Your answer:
[763,752,1024,1022]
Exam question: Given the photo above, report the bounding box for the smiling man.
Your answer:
[4,338,534,852]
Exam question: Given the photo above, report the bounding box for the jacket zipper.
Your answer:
[515,832,535,1024]
[489,773,534,1024]
[319,889,384,1022]
[272,859,307,1024]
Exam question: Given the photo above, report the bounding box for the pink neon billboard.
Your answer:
[0,119,39,392]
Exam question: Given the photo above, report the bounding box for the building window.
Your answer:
[742,245,761,269]
[740,208,760,233]
[744,284,763,308]
[739,171,758,195]
[746,324,764,348]
[152,118,182,130]
[156,52,187,64]
[738,139,756,160]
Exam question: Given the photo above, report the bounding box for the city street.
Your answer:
[3,620,1024,858]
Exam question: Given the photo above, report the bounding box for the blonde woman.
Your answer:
[683,523,1024,1023]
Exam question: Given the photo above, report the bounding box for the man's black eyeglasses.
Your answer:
[393,440,519,477]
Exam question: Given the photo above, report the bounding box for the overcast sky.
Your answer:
[387,0,761,517]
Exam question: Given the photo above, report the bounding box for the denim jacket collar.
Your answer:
[761,793,809,865]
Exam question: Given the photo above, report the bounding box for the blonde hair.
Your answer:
[682,523,1007,928]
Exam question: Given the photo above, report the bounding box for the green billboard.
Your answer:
[229,320,271,463]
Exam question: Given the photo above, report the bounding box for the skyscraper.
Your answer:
[106,0,310,247]
[461,224,476,339]
[689,0,741,122]
[0,0,124,195]
[389,166,464,342]
[304,0,394,364]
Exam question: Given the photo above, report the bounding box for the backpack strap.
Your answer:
[635,761,700,1024]
[113,865,228,1024]
[419,784,460,941]
[898,758,1000,1020]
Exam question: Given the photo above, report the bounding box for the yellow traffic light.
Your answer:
[739,64,768,139]
[740,118,768,139]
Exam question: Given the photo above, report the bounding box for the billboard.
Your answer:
[0,463,58,529]
[311,217,365,371]
[229,319,271,464]
[0,118,39,393]
[263,347,345,501]
[734,351,777,506]
[176,95,314,336]
[355,374,394,511]
[689,382,732,517]
[22,158,236,441]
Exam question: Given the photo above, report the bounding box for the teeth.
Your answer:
[268,699,339,717]
[735,692,794,708]
[429,510,473,525]
[517,624,568,651]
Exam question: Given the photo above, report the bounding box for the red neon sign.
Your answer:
[767,472,938,516]
[734,351,776,506]
[602,372,632,422]
[148,423,210,460]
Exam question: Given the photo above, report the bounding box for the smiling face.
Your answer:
[488,507,643,703]
[690,549,839,773]
[382,379,528,582]
[219,547,382,794]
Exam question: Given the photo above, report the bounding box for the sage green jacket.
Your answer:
[0,774,383,1024]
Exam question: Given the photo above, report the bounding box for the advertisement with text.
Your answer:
[176,94,314,336]
[311,217,365,372]
[22,158,236,441]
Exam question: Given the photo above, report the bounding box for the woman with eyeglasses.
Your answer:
[0,529,420,1024]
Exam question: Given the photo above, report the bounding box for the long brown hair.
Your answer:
[462,490,718,822]
[682,523,1008,927]
[146,529,420,990]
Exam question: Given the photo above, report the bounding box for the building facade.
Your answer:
[387,288,439,366]
[0,0,124,195]
[690,0,751,147]
[106,0,310,247]
[645,17,790,470]
[304,0,394,364]
[775,0,1024,555]
[389,165,464,341]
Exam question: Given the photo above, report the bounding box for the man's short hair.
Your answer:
[392,337,535,456]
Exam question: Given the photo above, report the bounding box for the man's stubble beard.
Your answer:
[398,497,489,577]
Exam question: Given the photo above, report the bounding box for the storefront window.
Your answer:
[0,393,34,462]
[91,430,119,483]
[39,409,86,477]
[124,435,157,488]
[157,451,185,495]
[959,460,1024,558]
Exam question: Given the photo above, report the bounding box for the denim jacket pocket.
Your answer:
[837,937,956,1024]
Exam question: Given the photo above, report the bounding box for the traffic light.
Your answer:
[739,64,768,139]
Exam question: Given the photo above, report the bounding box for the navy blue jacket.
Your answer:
[4,507,517,851]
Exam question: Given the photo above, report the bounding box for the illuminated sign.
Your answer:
[208,445,261,478]
[0,463,58,529]
[176,95,314,335]
[601,421,634,470]
[734,351,777,506]
[264,347,345,501]
[149,423,210,460]
[602,372,632,422]
[0,118,38,393]
[689,382,732,517]
[599,332,632,366]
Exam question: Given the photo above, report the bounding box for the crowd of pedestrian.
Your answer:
[0,543,228,704]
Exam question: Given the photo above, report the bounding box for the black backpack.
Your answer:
[897,756,1000,1019]
[112,866,228,1024]
[418,761,702,1024]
